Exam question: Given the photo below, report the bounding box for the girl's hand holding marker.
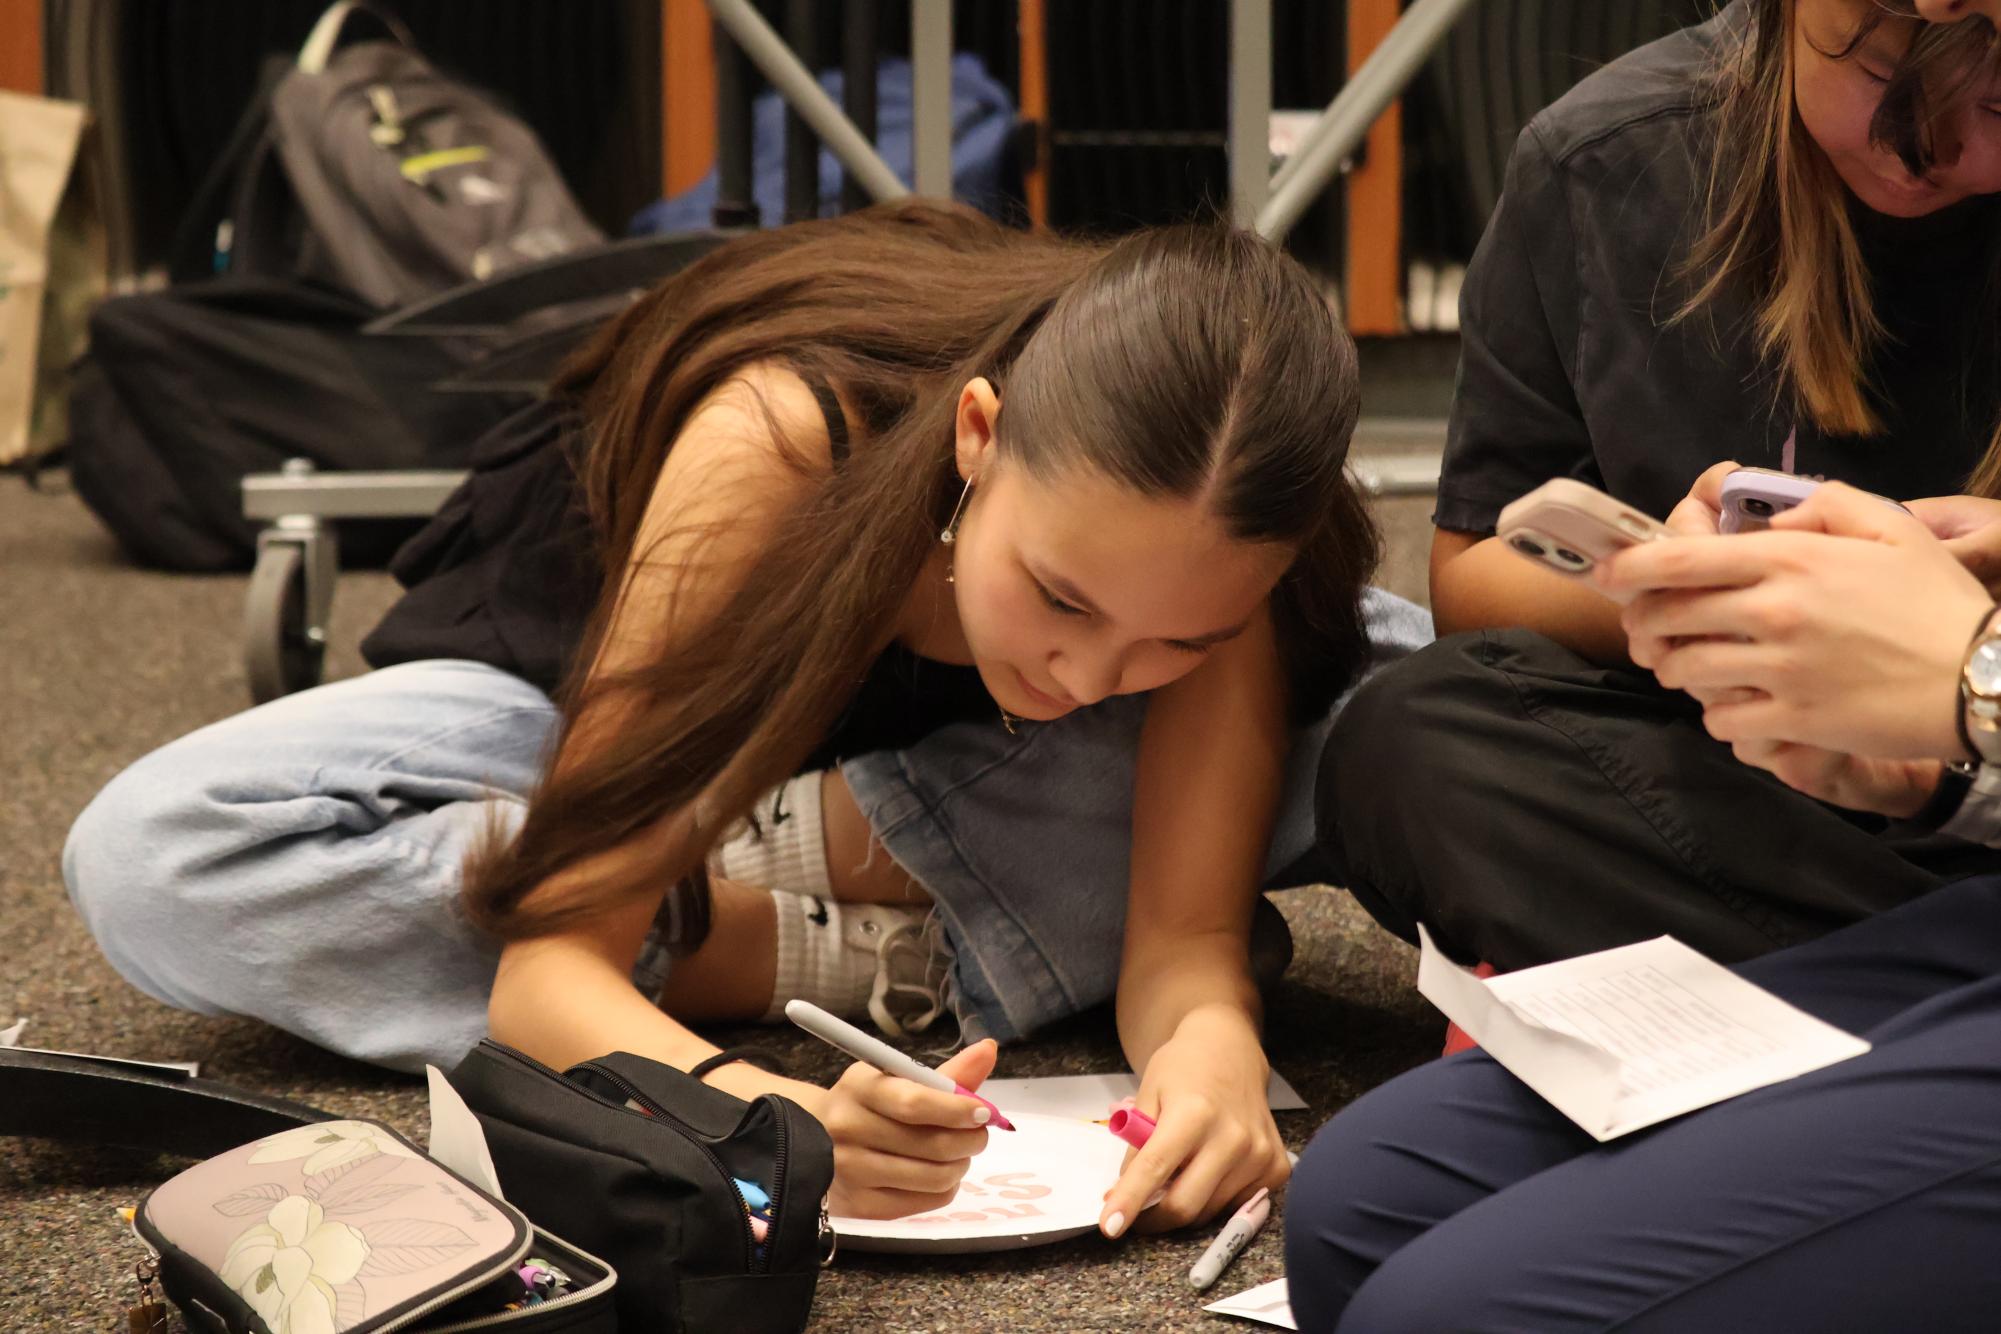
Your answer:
[1095,1011,1292,1241]
[784,1000,1009,1221]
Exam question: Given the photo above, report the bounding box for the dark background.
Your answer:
[55,0,1711,276]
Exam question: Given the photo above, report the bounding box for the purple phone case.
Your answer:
[1719,470,1823,534]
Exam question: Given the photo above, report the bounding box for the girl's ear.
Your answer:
[954,377,1002,482]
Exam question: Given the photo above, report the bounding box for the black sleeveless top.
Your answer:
[360,384,998,769]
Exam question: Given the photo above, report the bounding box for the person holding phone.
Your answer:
[1317,0,2001,974]
[1286,480,2001,1332]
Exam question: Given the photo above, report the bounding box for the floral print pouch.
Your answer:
[137,1119,616,1334]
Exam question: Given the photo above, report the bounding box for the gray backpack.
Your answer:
[180,0,604,308]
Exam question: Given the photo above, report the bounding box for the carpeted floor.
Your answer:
[1,474,1440,1332]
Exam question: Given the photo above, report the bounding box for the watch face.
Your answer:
[1972,640,2001,699]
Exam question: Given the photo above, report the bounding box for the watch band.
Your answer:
[1913,761,1977,830]
[1942,763,2001,848]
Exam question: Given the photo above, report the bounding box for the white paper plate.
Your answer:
[829,1112,1127,1254]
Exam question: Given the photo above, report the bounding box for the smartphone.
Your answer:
[1718,468,1823,534]
[1496,479,1673,592]
[1718,468,1907,534]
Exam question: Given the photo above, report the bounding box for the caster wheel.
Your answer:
[245,542,325,703]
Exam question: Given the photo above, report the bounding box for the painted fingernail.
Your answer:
[1102,1211,1126,1239]
[972,1105,991,1125]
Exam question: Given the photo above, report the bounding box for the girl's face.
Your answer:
[1794,0,2001,217]
[946,382,1293,721]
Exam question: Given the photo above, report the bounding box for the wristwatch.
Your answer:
[1962,605,2001,765]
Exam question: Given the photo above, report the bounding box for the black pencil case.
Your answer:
[447,1039,836,1334]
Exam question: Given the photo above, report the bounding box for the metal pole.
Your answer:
[910,0,952,199]
[707,0,910,206]
[712,11,758,228]
[784,0,820,222]
[1229,0,1271,230]
[1256,0,1479,242]
[841,0,880,214]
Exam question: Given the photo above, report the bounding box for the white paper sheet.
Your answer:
[1417,926,1871,1140]
[979,1070,1306,1122]
[0,1018,200,1078]
[1204,1277,1296,1329]
[830,1111,1127,1253]
[425,1065,504,1198]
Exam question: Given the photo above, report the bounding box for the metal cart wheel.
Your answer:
[244,520,334,704]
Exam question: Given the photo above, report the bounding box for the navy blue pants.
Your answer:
[1284,875,2001,1332]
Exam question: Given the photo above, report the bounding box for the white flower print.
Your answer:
[248,1122,419,1178]
[220,1195,370,1334]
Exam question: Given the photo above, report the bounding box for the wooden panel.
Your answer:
[1345,0,1402,336]
[663,0,717,196]
[0,0,43,96]
[1018,0,1048,227]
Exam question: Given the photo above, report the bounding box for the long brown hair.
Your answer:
[1679,0,2001,484]
[465,203,1379,940]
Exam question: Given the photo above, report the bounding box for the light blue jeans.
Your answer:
[64,589,1429,1072]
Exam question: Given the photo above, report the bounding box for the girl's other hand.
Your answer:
[1662,460,1743,536]
[792,1039,997,1220]
[1729,739,1943,818]
[1097,1008,1289,1239]
[1906,495,2001,595]
[1604,483,1992,761]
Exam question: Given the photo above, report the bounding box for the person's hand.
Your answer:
[1906,494,2001,595]
[788,1039,997,1219]
[1728,738,1943,818]
[1097,1007,1289,1239]
[1600,482,1993,761]
[1661,460,1743,536]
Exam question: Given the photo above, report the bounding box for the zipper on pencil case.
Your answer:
[570,1059,771,1275]
[416,1235,619,1333]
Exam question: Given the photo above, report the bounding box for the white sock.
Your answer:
[713,772,828,896]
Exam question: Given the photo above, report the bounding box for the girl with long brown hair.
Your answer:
[1317,0,2001,980]
[64,202,1428,1230]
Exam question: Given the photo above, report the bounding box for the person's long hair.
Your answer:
[1679,0,2001,487]
[464,202,1379,941]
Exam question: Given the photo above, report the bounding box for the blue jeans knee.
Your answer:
[62,660,558,1071]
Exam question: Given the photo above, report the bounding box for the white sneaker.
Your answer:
[866,914,950,1038]
[765,893,948,1037]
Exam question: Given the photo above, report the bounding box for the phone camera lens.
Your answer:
[1509,535,1547,558]
[1742,498,1775,518]
[1553,547,1591,571]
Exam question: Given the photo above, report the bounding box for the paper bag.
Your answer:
[1,90,104,466]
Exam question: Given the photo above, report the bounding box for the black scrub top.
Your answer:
[1437,2,2001,536]
[360,380,998,770]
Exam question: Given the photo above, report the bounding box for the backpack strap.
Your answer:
[296,0,415,76]
[0,1047,331,1159]
[164,54,292,284]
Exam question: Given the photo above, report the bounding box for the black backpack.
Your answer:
[65,277,504,571]
[170,0,603,307]
[61,0,661,571]
[66,231,727,572]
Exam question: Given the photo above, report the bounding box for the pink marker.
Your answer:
[783,999,1015,1131]
[1106,1097,1156,1149]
